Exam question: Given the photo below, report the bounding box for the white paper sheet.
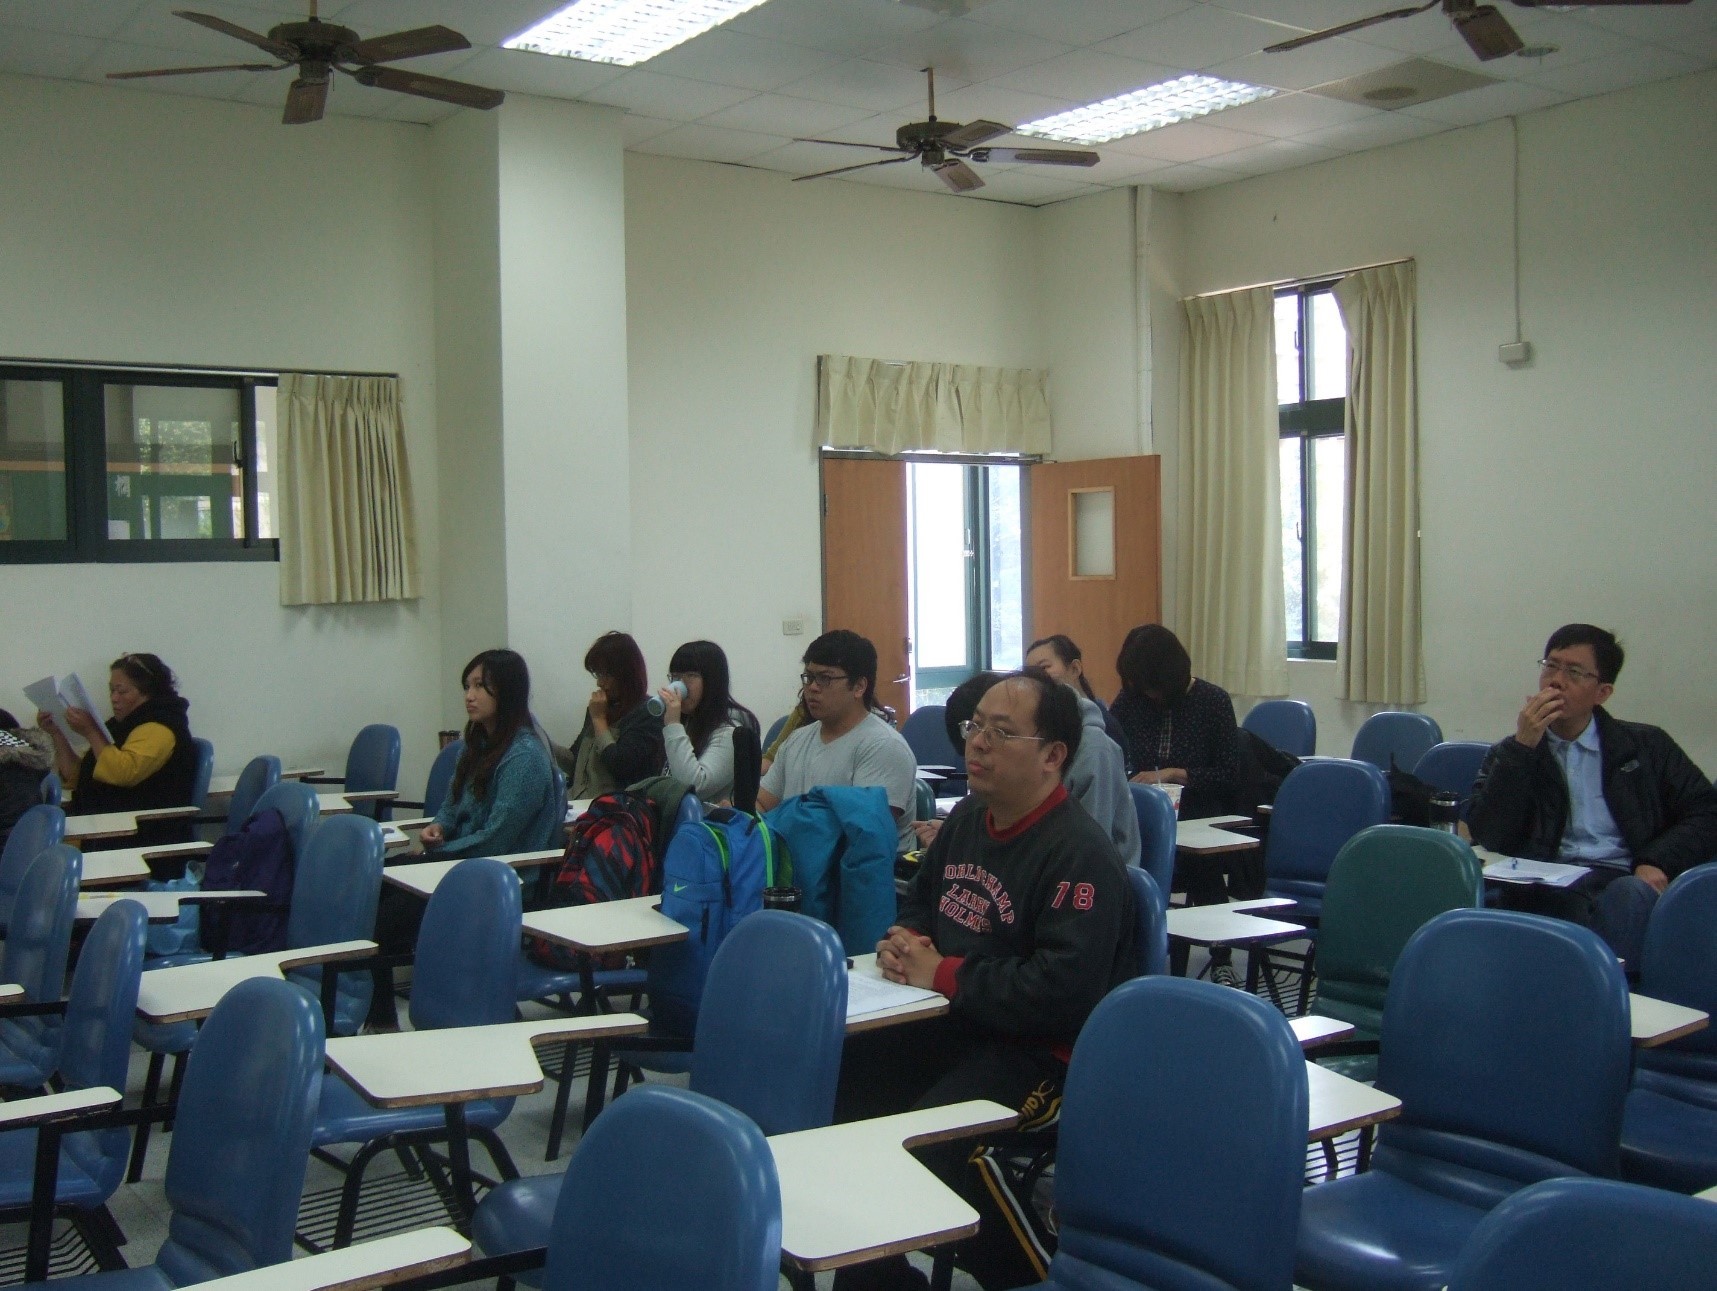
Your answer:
[846,971,940,1019]
[1481,857,1590,888]
[22,676,71,741]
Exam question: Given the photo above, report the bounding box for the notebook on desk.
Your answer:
[1478,854,1590,887]
[846,972,939,1020]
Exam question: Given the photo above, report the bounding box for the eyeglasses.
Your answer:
[1538,658,1600,685]
[667,672,699,684]
[799,670,850,689]
[959,719,1046,745]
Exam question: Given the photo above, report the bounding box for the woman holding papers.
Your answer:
[37,653,197,848]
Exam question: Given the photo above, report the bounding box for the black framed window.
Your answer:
[1275,285,1347,660]
[0,364,278,563]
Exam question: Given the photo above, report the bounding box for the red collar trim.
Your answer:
[986,784,1068,841]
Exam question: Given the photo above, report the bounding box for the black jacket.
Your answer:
[1469,707,1717,880]
[0,728,53,856]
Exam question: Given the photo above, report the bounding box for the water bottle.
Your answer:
[645,678,687,717]
[1429,791,1460,834]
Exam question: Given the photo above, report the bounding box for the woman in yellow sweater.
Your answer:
[38,652,198,848]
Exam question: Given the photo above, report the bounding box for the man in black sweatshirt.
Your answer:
[833,670,1134,1291]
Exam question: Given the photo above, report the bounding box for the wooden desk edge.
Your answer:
[522,927,686,955]
[1311,1102,1401,1143]
[900,1110,1019,1151]
[324,1248,470,1291]
[1637,1016,1709,1048]
[784,1219,979,1273]
[277,942,379,972]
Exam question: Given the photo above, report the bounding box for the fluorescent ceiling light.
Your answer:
[1017,74,1277,145]
[504,0,771,66]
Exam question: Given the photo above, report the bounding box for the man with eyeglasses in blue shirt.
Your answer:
[1470,623,1717,967]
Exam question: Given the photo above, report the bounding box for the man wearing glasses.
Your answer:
[1470,623,1717,966]
[757,629,918,851]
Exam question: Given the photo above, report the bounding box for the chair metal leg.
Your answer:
[1298,943,1318,1015]
[163,1051,187,1131]
[73,1205,130,1271]
[126,1051,167,1183]
[545,1041,576,1161]
[930,1249,956,1291]
[581,1043,613,1132]
[470,1125,520,1183]
[332,1137,393,1249]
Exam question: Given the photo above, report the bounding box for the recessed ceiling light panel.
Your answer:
[503,0,772,66]
[1015,74,1277,145]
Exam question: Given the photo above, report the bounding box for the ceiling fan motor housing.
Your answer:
[269,19,363,62]
[896,119,964,152]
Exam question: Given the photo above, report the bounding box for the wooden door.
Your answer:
[1028,455,1161,701]
[820,457,910,719]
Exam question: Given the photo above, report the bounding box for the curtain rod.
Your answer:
[1185,256,1412,300]
[0,356,400,379]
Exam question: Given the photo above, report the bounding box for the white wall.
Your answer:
[0,75,445,791]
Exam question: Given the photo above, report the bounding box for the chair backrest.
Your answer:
[913,778,935,823]
[1351,710,1444,772]
[58,900,147,1197]
[900,705,964,773]
[1377,909,1632,1196]
[1636,861,1717,1060]
[188,738,216,811]
[1412,741,1490,812]
[523,764,569,851]
[155,977,325,1286]
[1048,977,1306,1291]
[671,793,704,842]
[1447,1177,1717,1291]
[343,723,401,795]
[1265,758,1391,888]
[2,845,81,1003]
[731,723,762,814]
[411,857,522,1031]
[1124,866,1168,977]
[763,714,788,751]
[542,1084,781,1291]
[1242,699,1317,758]
[288,814,384,949]
[1128,783,1177,900]
[249,781,319,858]
[1315,825,1482,1034]
[422,739,463,818]
[225,755,281,835]
[691,910,847,1136]
[39,772,61,806]
[0,803,65,903]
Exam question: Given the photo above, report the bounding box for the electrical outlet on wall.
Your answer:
[782,617,805,636]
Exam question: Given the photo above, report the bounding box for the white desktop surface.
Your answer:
[186,1228,469,1291]
[135,940,377,1024]
[522,896,687,956]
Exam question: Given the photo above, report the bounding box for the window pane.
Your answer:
[0,380,68,542]
[105,385,241,542]
[1280,437,1304,645]
[254,384,277,540]
[986,465,1023,670]
[1274,292,1301,405]
[909,462,970,671]
[1311,435,1346,643]
[1308,290,1347,401]
[1071,489,1115,577]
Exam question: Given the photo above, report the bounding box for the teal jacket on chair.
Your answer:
[765,786,897,954]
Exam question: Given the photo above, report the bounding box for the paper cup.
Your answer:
[1161,783,1184,814]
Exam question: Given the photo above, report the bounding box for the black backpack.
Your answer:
[1236,729,1301,813]
[201,807,295,954]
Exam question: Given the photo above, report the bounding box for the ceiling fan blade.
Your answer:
[349,65,505,110]
[283,77,328,125]
[934,159,985,193]
[174,10,297,61]
[346,25,472,65]
[1264,1,1440,53]
[941,119,1010,149]
[107,62,281,80]
[973,147,1100,167]
[791,137,911,154]
[792,156,912,182]
[1453,5,1524,59]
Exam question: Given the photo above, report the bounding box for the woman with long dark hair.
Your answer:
[557,631,664,798]
[421,649,558,858]
[1111,625,1242,820]
[656,640,759,803]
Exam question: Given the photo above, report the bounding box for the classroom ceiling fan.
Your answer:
[1265,0,1691,63]
[106,3,505,124]
[791,67,1099,193]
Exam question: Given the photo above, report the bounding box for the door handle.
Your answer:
[892,673,910,684]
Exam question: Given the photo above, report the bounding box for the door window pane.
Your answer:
[1311,435,1346,643]
[909,462,970,670]
[105,385,241,542]
[1274,292,1301,405]
[1071,489,1115,578]
[987,466,1023,670]
[1308,290,1347,401]
[1280,438,1303,645]
[0,380,68,542]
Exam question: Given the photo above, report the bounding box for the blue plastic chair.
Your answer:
[1128,783,1177,904]
[1243,699,1317,758]
[900,704,965,775]
[311,857,522,1248]
[0,803,65,933]
[1412,742,1490,815]
[283,814,385,1036]
[540,1084,781,1291]
[1034,977,1307,1291]
[223,756,281,835]
[1263,759,1391,922]
[1445,1177,1717,1291]
[249,781,320,859]
[28,976,326,1291]
[186,739,215,812]
[475,910,846,1282]
[1124,866,1168,978]
[341,724,400,820]
[39,774,61,807]
[0,900,146,1275]
[1619,862,1717,1192]
[420,739,463,818]
[763,714,788,751]
[1351,711,1444,773]
[0,847,82,1090]
[1295,909,1633,1291]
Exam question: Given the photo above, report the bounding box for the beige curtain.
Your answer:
[1334,262,1424,703]
[277,374,421,606]
[1177,288,1289,697]
[817,355,1052,455]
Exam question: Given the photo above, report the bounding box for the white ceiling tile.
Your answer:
[643,30,843,92]
[1502,11,1643,67]
[776,58,949,112]
[744,138,907,177]
[1036,148,1174,184]
[325,1,559,50]
[965,167,1106,205]
[1144,161,1245,190]
[1105,119,1272,161]
[459,48,625,98]
[109,6,297,60]
[790,112,912,145]
[621,113,681,144]
[1098,6,1291,72]
[992,50,1187,104]
[0,26,105,78]
[377,94,462,125]
[925,82,1079,130]
[699,91,873,136]
[1297,111,1452,152]
[868,17,1073,82]
[1211,90,1376,139]
[631,122,790,163]
[727,0,946,58]
[0,1,147,41]
[1519,46,1711,100]
[1205,38,1408,92]
[1561,5,1717,49]
[1397,78,1569,127]
[969,0,1193,48]
[581,70,758,120]
[1204,0,1376,32]
[1209,135,1340,176]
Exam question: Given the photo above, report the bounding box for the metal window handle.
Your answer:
[893,673,911,684]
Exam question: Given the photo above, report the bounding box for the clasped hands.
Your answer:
[876,924,943,990]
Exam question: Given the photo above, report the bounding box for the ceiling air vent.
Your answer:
[1308,58,1498,111]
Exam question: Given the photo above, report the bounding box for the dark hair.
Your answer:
[944,671,1004,754]
[0,709,17,729]
[584,631,649,720]
[803,629,880,711]
[1545,623,1624,685]
[668,640,758,757]
[1027,634,1097,701]
[110,652,179,700]
[450,649,535,803]
[996,668,1083,777]
[1116,625,1192,706]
